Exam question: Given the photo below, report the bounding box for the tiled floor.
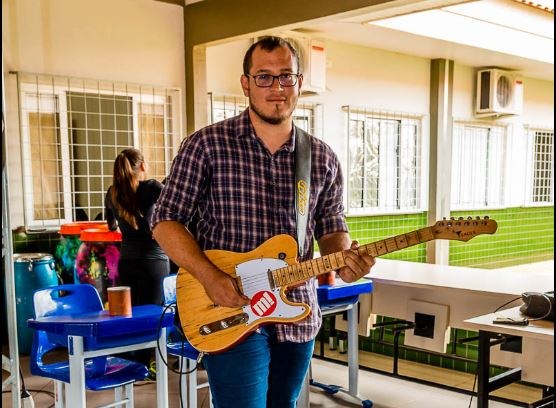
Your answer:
[3,347,532,408]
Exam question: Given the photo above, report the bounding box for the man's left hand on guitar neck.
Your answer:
[338,240,375,283]
[318,232,375,284]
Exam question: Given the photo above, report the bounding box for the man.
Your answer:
[152,36,374,408]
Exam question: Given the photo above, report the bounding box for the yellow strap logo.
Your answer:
[297,180,308,215]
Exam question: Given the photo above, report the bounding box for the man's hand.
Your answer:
[337,240,375,283]
[202,270,250,308]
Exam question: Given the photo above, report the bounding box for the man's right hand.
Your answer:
[203,270,250,308]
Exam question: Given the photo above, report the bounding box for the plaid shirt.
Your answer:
[152,109,348,342]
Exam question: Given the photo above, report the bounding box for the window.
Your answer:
[525,127,554,205]
[345,107,423,214]
[208,93,322,137]
[451,122,506,209]
[17,73,181,228]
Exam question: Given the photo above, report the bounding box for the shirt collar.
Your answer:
[237,108,296,153]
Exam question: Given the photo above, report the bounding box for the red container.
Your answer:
[76,228,122,304]
[55,221,109,284]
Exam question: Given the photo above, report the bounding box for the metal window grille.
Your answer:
[207,92,322,137]
[525,126,554,204]
[451,121,507,209]
[344,106,423,214]
[16,72,181,229]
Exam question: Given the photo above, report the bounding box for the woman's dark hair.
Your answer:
[110,148,144,229]
[243,36,301,75]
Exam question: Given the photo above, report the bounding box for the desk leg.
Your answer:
[477,331,522,408]
[68,335,86,408]
[347,303,358,397]
[156,327,169,408]
[477,330,490,408]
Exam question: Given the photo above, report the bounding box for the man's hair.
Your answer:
[242,36,301,75]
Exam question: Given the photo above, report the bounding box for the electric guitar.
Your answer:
[176,216,497,353]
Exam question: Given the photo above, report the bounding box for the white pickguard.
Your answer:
[235,258,307,324]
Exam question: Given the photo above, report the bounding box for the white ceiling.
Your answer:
[287,0,554,81]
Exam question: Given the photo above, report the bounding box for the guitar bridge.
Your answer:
[199,313,249,335]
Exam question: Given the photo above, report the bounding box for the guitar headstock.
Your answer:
[432,216,498,242]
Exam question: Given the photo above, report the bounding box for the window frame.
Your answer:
[345,107,425,216]
[524,126,554,206]
[18,81,178,229]
[450,121,508,211]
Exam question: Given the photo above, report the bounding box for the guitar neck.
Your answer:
[271,226,436,287]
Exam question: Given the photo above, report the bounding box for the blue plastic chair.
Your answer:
[163,274,212,408]
[30,284,149,408]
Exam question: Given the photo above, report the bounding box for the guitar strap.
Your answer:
[295,127,311,257]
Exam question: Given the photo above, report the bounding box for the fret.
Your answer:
[287,266,296,284]
[394,234,408,249]
[334,251,346,269]
[326,252,338,270]
[374,241,388,256]
[280,269,288,286]
[311,258,321,276]
[405,231,421,246]
[299,262,309,280]
[385,237,398,253]
[296,265,304,281]
[304,261,313,278]
[315,257,326,275]
[364,242,379,257]
[418,227,434,242]
[273,269,283,287]
[291,265,302,282]
[322,256,332,271]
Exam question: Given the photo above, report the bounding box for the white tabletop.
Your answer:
[464,306,554,341]
[365,258,554,296]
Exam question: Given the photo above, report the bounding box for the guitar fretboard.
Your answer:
[271,226,434,287]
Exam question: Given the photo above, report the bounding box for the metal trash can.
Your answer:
[13,253,59,354]
[76,228,121,305]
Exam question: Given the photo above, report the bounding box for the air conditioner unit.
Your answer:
[475,68,523,117]
[292,37,326,94]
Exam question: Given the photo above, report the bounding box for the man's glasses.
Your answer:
[246,73,301,88]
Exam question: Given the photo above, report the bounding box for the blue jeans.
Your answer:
[202,326,315,408]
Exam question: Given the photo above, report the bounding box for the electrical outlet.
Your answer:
[414,312,436,339]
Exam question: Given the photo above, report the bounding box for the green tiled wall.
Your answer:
[12,229,60,256]
[343,206,554,268]
[450,207,554,268]
[346,213,429,262]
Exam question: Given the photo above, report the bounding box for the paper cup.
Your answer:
[107,286,132,316]
[317,271,336,286]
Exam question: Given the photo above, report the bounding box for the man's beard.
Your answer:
[249,101,291,125]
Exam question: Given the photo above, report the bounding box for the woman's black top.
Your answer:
[105,179,167,260]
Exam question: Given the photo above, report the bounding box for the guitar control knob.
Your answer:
[220,321,229,329]
[201,326,212,334]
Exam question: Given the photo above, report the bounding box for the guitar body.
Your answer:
[176,234,310,354]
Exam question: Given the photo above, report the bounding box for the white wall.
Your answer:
[2,0,186,228]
